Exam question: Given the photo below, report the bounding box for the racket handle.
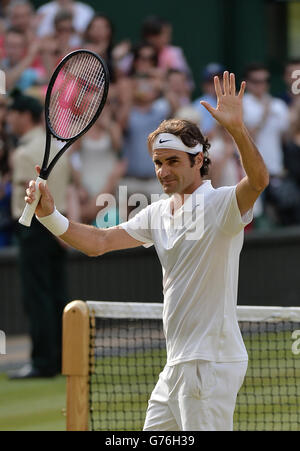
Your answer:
[19,177,46,227]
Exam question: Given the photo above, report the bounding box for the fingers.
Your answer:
[229,73,236,96]
[223,71,230,95]
[238,80,246,98]
[215,71,245,98]
[200,101,216,117]
[24,181,35,204]
[214,75,223,99]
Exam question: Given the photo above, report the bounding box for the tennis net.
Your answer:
[62,301,300,431]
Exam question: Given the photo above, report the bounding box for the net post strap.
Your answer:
[86,301,300,322]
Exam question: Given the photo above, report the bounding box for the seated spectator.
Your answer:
[0,97,13,247]
[83,12,115,80]
[2,27,46,93]
[141,15,193,86]
[36,0,94,38]
[193,62,224,139]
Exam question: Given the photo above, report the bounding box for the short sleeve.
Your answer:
[215,185,253,235]
[119,204,154,246]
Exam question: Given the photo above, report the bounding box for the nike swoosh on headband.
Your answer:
[159,139,172,144]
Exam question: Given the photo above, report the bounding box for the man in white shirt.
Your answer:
[36,0,94,37]
[242,63,289,178]
[24,71,269,430]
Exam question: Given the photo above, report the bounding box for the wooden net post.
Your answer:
[62,300,90,431]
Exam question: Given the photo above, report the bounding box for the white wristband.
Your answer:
[36,208,69,236]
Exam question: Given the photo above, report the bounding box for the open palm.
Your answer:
[200,71,246,133]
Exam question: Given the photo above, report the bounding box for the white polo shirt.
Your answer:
[120,180,252,365]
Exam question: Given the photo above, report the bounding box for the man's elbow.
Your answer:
[86,247,106,258]
[261,171,269,191]
[251,171,269,193]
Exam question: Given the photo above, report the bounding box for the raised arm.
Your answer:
[201,71,269,216]
[25,170,143,257]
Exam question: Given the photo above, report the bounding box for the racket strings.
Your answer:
[51,54,100,136]
[49,53,106,139]
[51,54,102,137]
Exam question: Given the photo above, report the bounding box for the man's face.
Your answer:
[246,70,270,98]
[7,109,25,136]
[152,148,203,195]
[10,4,32,32]
[5,32,25,64]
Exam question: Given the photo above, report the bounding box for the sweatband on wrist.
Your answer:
[36,208,69,236]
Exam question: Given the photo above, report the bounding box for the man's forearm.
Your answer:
[229,124,269,191]
[60,221,106,257]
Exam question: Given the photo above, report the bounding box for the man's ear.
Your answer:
[196,152,204,169]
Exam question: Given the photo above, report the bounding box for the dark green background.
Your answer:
[32,0,289,97]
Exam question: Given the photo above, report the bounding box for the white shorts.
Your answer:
[143,359,248,431]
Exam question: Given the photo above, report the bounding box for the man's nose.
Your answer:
[160,164,170,178]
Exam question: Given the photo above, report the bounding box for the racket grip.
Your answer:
[19,177,46,227]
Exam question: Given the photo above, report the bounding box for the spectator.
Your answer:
[71,102,122,224]
[126,42,164,94]
[0,97,13,247]
[278,59,300,108]
[2,27,45,93]
[117,73,172,208]
[243,63,290,226]
[36,0,94,38]
[8,93,71,379]
[164,69,201,126]
[83,12,115,80]
[40,9,81,74]
[209,124,244,188]
[166,69,191,108]
[193,62,224,138]
[271,100,300,226]
[141,15,193,85]
[6,0,37,47]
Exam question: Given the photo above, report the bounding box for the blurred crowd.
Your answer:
[1,0,300,247]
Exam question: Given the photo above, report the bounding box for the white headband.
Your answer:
[153,133,203,155]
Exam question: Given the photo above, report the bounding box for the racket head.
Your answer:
[45,49,110,142]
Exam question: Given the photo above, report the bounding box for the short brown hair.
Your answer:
[148,118,211,176]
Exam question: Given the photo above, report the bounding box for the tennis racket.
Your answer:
[19,49,109,227]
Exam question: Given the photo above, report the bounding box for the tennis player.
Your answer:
[25,71,269,431]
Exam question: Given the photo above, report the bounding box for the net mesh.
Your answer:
[49,52,106,139]
[87,302,300,431]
